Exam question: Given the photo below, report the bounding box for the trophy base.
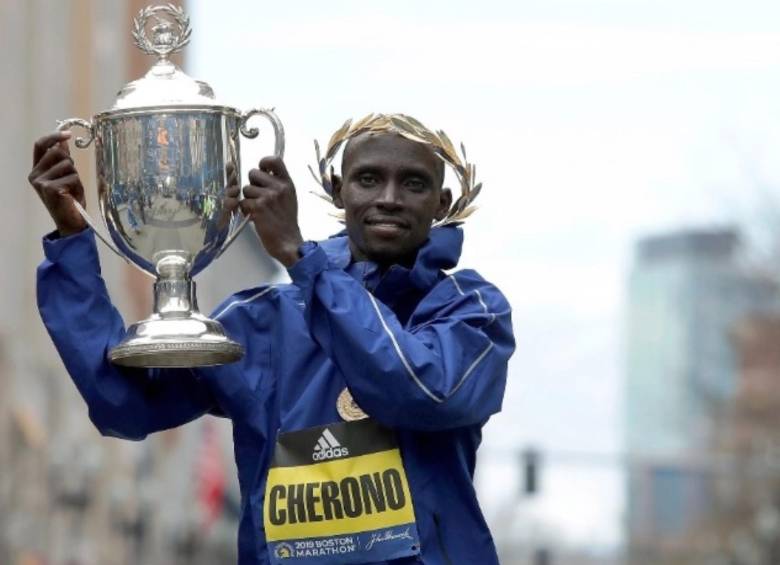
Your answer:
[109,313,244,368]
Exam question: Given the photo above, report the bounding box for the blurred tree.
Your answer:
[684,315,780,565]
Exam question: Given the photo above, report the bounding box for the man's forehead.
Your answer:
[342,132,443,176]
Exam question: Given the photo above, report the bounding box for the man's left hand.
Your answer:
[241,156,304,268]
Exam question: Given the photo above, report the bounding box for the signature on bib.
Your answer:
[364,527,414,551]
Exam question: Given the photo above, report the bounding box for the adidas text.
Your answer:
[312,428,350,461]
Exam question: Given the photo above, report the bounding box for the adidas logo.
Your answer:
[312,428,350,461]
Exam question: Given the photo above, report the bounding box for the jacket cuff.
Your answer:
[42,228,100,271]
[287,241,328,296]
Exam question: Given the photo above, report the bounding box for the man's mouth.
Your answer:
[364,216,409,229]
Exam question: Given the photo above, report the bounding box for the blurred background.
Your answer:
[4,0,780,563]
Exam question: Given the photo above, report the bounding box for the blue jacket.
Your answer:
[37,225,515,564]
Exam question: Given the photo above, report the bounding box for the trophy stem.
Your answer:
[153,274,197,317]
[108,257,243,368]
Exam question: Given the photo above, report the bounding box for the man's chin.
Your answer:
[362,242,418,267]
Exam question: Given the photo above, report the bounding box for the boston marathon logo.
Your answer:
[274,542,294,559]
[312,428,349,461]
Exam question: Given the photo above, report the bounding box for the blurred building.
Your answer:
[624,227,780,563]
[1,2,278,564]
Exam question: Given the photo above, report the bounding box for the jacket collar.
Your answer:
[318,225,464,292]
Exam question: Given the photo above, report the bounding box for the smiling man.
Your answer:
[336,132,449,267]
[31,114,515,564]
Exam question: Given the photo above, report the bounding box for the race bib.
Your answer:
[264,419,421,564]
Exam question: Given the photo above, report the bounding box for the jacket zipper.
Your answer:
[432,513,454,565]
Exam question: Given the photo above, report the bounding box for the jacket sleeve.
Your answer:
[289,243,515,431]
[36,229,217,441]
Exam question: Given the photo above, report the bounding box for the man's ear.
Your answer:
[434,187,453,221]
[331,174,344,209]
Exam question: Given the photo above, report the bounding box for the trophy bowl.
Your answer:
[57,5,284,368]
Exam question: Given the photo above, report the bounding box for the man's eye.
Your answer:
[358,174,378,187]
[404,178,426,191]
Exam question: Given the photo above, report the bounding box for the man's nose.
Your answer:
[376,181,403,209]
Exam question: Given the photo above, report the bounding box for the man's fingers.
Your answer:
[246,169,280,190]
[224,198,240,213]
[238,198,253,216]
[29,147,73,182]
[42,174,84,200]
[225,165,239,188]
[58,138,71,156]
[33,175,83,211]
[48,172,82,190]
[38,158,76,181]
[33,131,71,165]
[223,186,241,211]
[239,185,274,211]
[242,183,268,200]
[258,155,289,179]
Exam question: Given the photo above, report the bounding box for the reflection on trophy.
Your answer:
[57,5,285,368]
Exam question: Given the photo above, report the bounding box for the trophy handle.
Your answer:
[56,119,155,279]
[239,107,286,157]
[56,118,94,148]
[218,108,287,256]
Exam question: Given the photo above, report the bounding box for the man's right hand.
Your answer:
[28,131,87,237]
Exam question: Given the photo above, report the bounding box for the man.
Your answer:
[29,115,515,564]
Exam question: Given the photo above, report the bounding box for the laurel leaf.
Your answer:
[404,115,427,131]
[446,205,477,224]
[419,128,438,144]
[325,138,347,162]
[395,120,427,141]
[397,130,430,146]
[329,210,347,223]
[457,192,475,214]
[352,113,376,133]
[314,139,322,164]
[308,165,323,187]
[309,190,334,203]
[457,205,478,219]
[389,116,414,135]
[433,152,449,165]
[372,115,392,130]
[470,182,482,201]
[450,195,467,215]
[436,130,457,161]
[327,119,352,154]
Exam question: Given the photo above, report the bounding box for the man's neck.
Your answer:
[348,242,419,274]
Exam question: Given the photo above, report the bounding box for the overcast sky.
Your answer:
[189,0,780,551]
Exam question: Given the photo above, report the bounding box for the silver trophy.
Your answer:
[57,5,284,368]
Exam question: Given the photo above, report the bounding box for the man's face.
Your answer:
[333,133,451,267]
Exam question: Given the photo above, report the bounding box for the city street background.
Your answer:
[4,0,780,564]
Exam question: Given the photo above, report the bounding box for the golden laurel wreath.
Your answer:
[308,113,482,226]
